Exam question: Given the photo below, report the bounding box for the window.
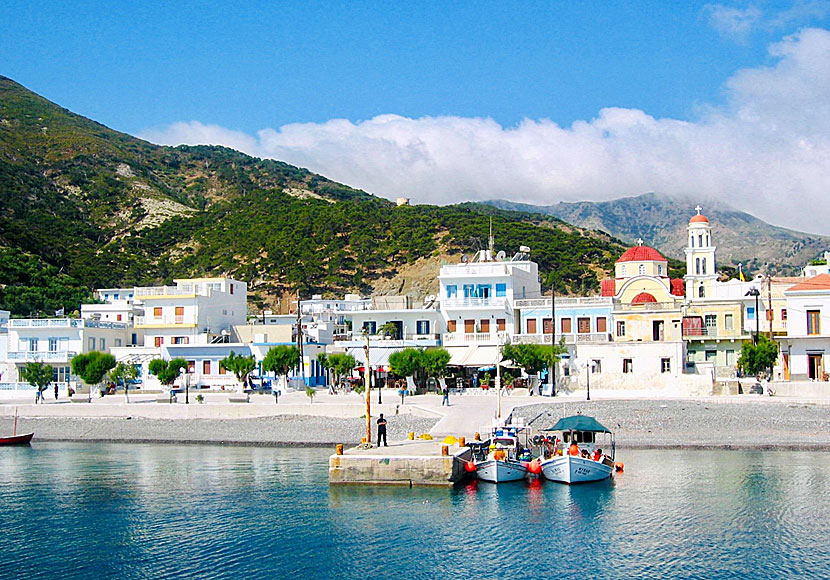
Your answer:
[496,318,505,331]
[592,359,601,374]
[747,307,755,320]
[362,321,377,335]
[638,264,645,275]
[561,318,572,333]
[696,258,700,275]
[476,285,491,298]
[463,284,475,298]
[447,320,457,332]
[219,365,227,375]
[596,317,607,333]
[724,313,734,330]
[690,236,694,248]
[446,285,457,299]
[527,319,537,334]
[153,307,162,318]
[230,284,234,295]
[578,317,590,334]
[623,359,633,373]
[698,234,703,247]
[661,358,671,373]
[172,337,189,345]
[117,314,122,321]
[88,338,95,350]
[702,258,707,275]
[699,285,705,298]
[49,338,58,352]
[479,319,490,333]
[27,338,38,352]
[187,360,195,373]
[766,309,773,321]
[621,265,626,276]
[726,349,735,366]
[658,265,663,276]
[175,306,184,323]
[114,339,122,347]
[416,320,430,335]
[705,315,717,331]
[616,321,626,337]
[99,338,106,350]
[203,360,211,375]
[542,318,552,334]
[154,336,163,347]
[781,309,788,321]
[808,310,821,335]
[495,283,506,297]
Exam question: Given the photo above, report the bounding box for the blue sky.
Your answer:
[4,1,830,232]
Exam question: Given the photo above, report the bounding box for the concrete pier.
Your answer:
[329,440,473,486]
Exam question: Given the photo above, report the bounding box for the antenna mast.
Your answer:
[488,217,495,261]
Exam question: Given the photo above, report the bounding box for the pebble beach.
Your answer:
[3,390,830,449]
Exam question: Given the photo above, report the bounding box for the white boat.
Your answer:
[539,415,616,485]
[475,427,530,483]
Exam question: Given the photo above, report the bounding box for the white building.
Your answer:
[780,274,830,381]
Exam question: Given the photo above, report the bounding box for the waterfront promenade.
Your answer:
[2,385,830,448]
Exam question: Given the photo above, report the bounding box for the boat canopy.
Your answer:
[543,415,612,434]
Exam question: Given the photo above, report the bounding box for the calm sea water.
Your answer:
[2,443,830,580]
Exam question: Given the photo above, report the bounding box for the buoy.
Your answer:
[528,459,542,475]
[614,461,625,473]
[464,460,476,472]
[443,435,458,445]
[408,432,415,440]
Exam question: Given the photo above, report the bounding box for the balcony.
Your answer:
[510,333,611,345]
[9,318,126,330]
[442,297,508,309]
[8,351,78,363]
[135,315,195,327]
[333,333,441,347]
[442,332,502,345]
[514,297,612,309]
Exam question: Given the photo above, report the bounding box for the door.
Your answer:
[808,354,823,380]
[447,320,457,333]
[464,319,475,333]
[653,320,665,341]
[577,317,590,334]
[479,319,490,333]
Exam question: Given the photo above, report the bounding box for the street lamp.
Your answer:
[745,287,760,344]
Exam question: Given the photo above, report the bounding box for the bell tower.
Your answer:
[684,205,717,300]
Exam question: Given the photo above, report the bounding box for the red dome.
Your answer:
[632,292,657,304]
[690,214,709,223]
[617,245,665,263]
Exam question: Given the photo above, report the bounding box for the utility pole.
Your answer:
[767,274,773,341]
[550,282,556,397]
[363,332,372,444]
[296,291,305,385]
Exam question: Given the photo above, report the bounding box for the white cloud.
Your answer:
[140,28,830,235]
[703,3,763,41]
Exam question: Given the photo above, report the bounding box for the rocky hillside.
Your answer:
[487,193,829,276]
[0,76,630,316]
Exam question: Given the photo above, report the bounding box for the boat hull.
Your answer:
[0,432,33,445]
[541,455,612,484]
[476,459,528,483]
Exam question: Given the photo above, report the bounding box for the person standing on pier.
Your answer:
[442,384,450,406]
[377,414,388,447]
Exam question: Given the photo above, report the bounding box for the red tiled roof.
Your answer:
[601,279,616,297]
[670,278,685,296]
[787,274,830,292]
[690,214,709,223]
[632,292,657,304]
[617,245,665,263]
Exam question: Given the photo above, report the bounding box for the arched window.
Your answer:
[696,258,700,275]
[621,265,626,276]
[699,285,705,298]
[698,235,703,247]
[638,264,645,275]
[706,235,710,246]
[658,265,663,276]
[690,236,694,248]
[702,258,707,275]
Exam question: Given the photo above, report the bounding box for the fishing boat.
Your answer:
[1,409,33,445]
[474,426,531,483]
[539,415,616,484]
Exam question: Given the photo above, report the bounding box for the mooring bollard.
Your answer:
[459,436,466,447]
[336,444,344,455]
[441,445,449,456]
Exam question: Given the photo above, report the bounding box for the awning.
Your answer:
[447,345,500,367]
[543,415,611,433]
[345,347,402,368]
[163,344,252,360]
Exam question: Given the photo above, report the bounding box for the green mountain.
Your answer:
[487,193,830,277]
[0,76,634,316]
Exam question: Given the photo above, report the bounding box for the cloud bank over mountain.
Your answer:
[141,28,830,234]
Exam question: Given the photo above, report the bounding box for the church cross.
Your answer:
[694,205,702,215]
